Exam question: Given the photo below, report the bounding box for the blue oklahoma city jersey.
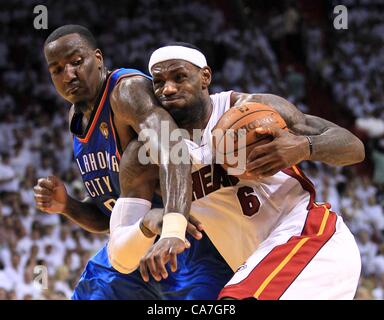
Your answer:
[71,68,232,300]
[72,68,148,216]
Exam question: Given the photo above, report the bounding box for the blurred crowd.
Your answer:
[0,0,383,299]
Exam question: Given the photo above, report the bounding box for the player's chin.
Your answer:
[168,108,190,125]
[68,94,89,106]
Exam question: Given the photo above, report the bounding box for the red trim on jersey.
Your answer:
[107,73,146,160]
[109,113,121,161]
[218,204,337,300]
[282,166,316,209]
[77,70,119,143]
[77,72,144,144]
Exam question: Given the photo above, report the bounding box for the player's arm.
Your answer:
[107,140,203,274]
[34,176,109,233]
[35,107,109,233]
[63,196,110,233]
[111,76,192,218]
[110,76,192,278]
[231,92,365,177]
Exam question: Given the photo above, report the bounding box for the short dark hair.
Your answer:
[165,42,203,53]
[44,24,97,49]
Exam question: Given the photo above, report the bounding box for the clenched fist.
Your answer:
[34,176,68,214]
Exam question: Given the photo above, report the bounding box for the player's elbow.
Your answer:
[110,257,138,275]
[107,239,138,274]
[340,138,365,166]
[355,139,366,163]
[107,220,155,274]
[347,137,365,165]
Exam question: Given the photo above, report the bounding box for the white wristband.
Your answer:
[160,212,188,241]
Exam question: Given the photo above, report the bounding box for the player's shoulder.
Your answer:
[113,74,152,92]
[210,90,233,99]
[112,67,151,85]
[109,73,157,117]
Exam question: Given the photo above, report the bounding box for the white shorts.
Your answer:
[218,204,361,300]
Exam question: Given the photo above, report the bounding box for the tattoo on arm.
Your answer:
[299,115,365,166]
[111,77,192,218]
[232,92,305,129]
[232,92,365,166]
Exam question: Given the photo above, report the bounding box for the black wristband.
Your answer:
[305,136,313,156]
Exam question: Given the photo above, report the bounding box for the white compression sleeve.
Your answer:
[108,198,156,274]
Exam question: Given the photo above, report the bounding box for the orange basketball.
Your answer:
[212,102,287,179]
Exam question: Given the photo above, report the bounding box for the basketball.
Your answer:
[212,102,287,179]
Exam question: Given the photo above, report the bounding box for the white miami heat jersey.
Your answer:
[185,91,315,271]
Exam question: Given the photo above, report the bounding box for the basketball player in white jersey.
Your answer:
[108,43,365,299]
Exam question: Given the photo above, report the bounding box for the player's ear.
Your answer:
[95,49,103,69]
[201,66,212,89]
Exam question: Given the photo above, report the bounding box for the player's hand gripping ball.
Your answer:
[212,102,287,179]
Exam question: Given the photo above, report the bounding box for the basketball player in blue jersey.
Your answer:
[33,25,232,299]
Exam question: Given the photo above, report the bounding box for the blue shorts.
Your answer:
[72,233,233,300]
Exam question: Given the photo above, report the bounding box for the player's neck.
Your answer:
[77,68,108,119]
[184,95,212,136]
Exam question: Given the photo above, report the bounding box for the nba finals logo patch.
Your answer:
[99,122,109,139]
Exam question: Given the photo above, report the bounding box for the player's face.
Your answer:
[44,33,102,105]
[151,60,204,114]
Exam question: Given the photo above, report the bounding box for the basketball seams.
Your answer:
[216,109,278,133]
[213,103,287,176]
[213,103,287,179]
[214,109,281,146]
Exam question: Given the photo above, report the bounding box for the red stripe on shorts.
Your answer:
[218,205,337,300]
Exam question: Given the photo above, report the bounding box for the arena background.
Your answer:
[0,0,383,300]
